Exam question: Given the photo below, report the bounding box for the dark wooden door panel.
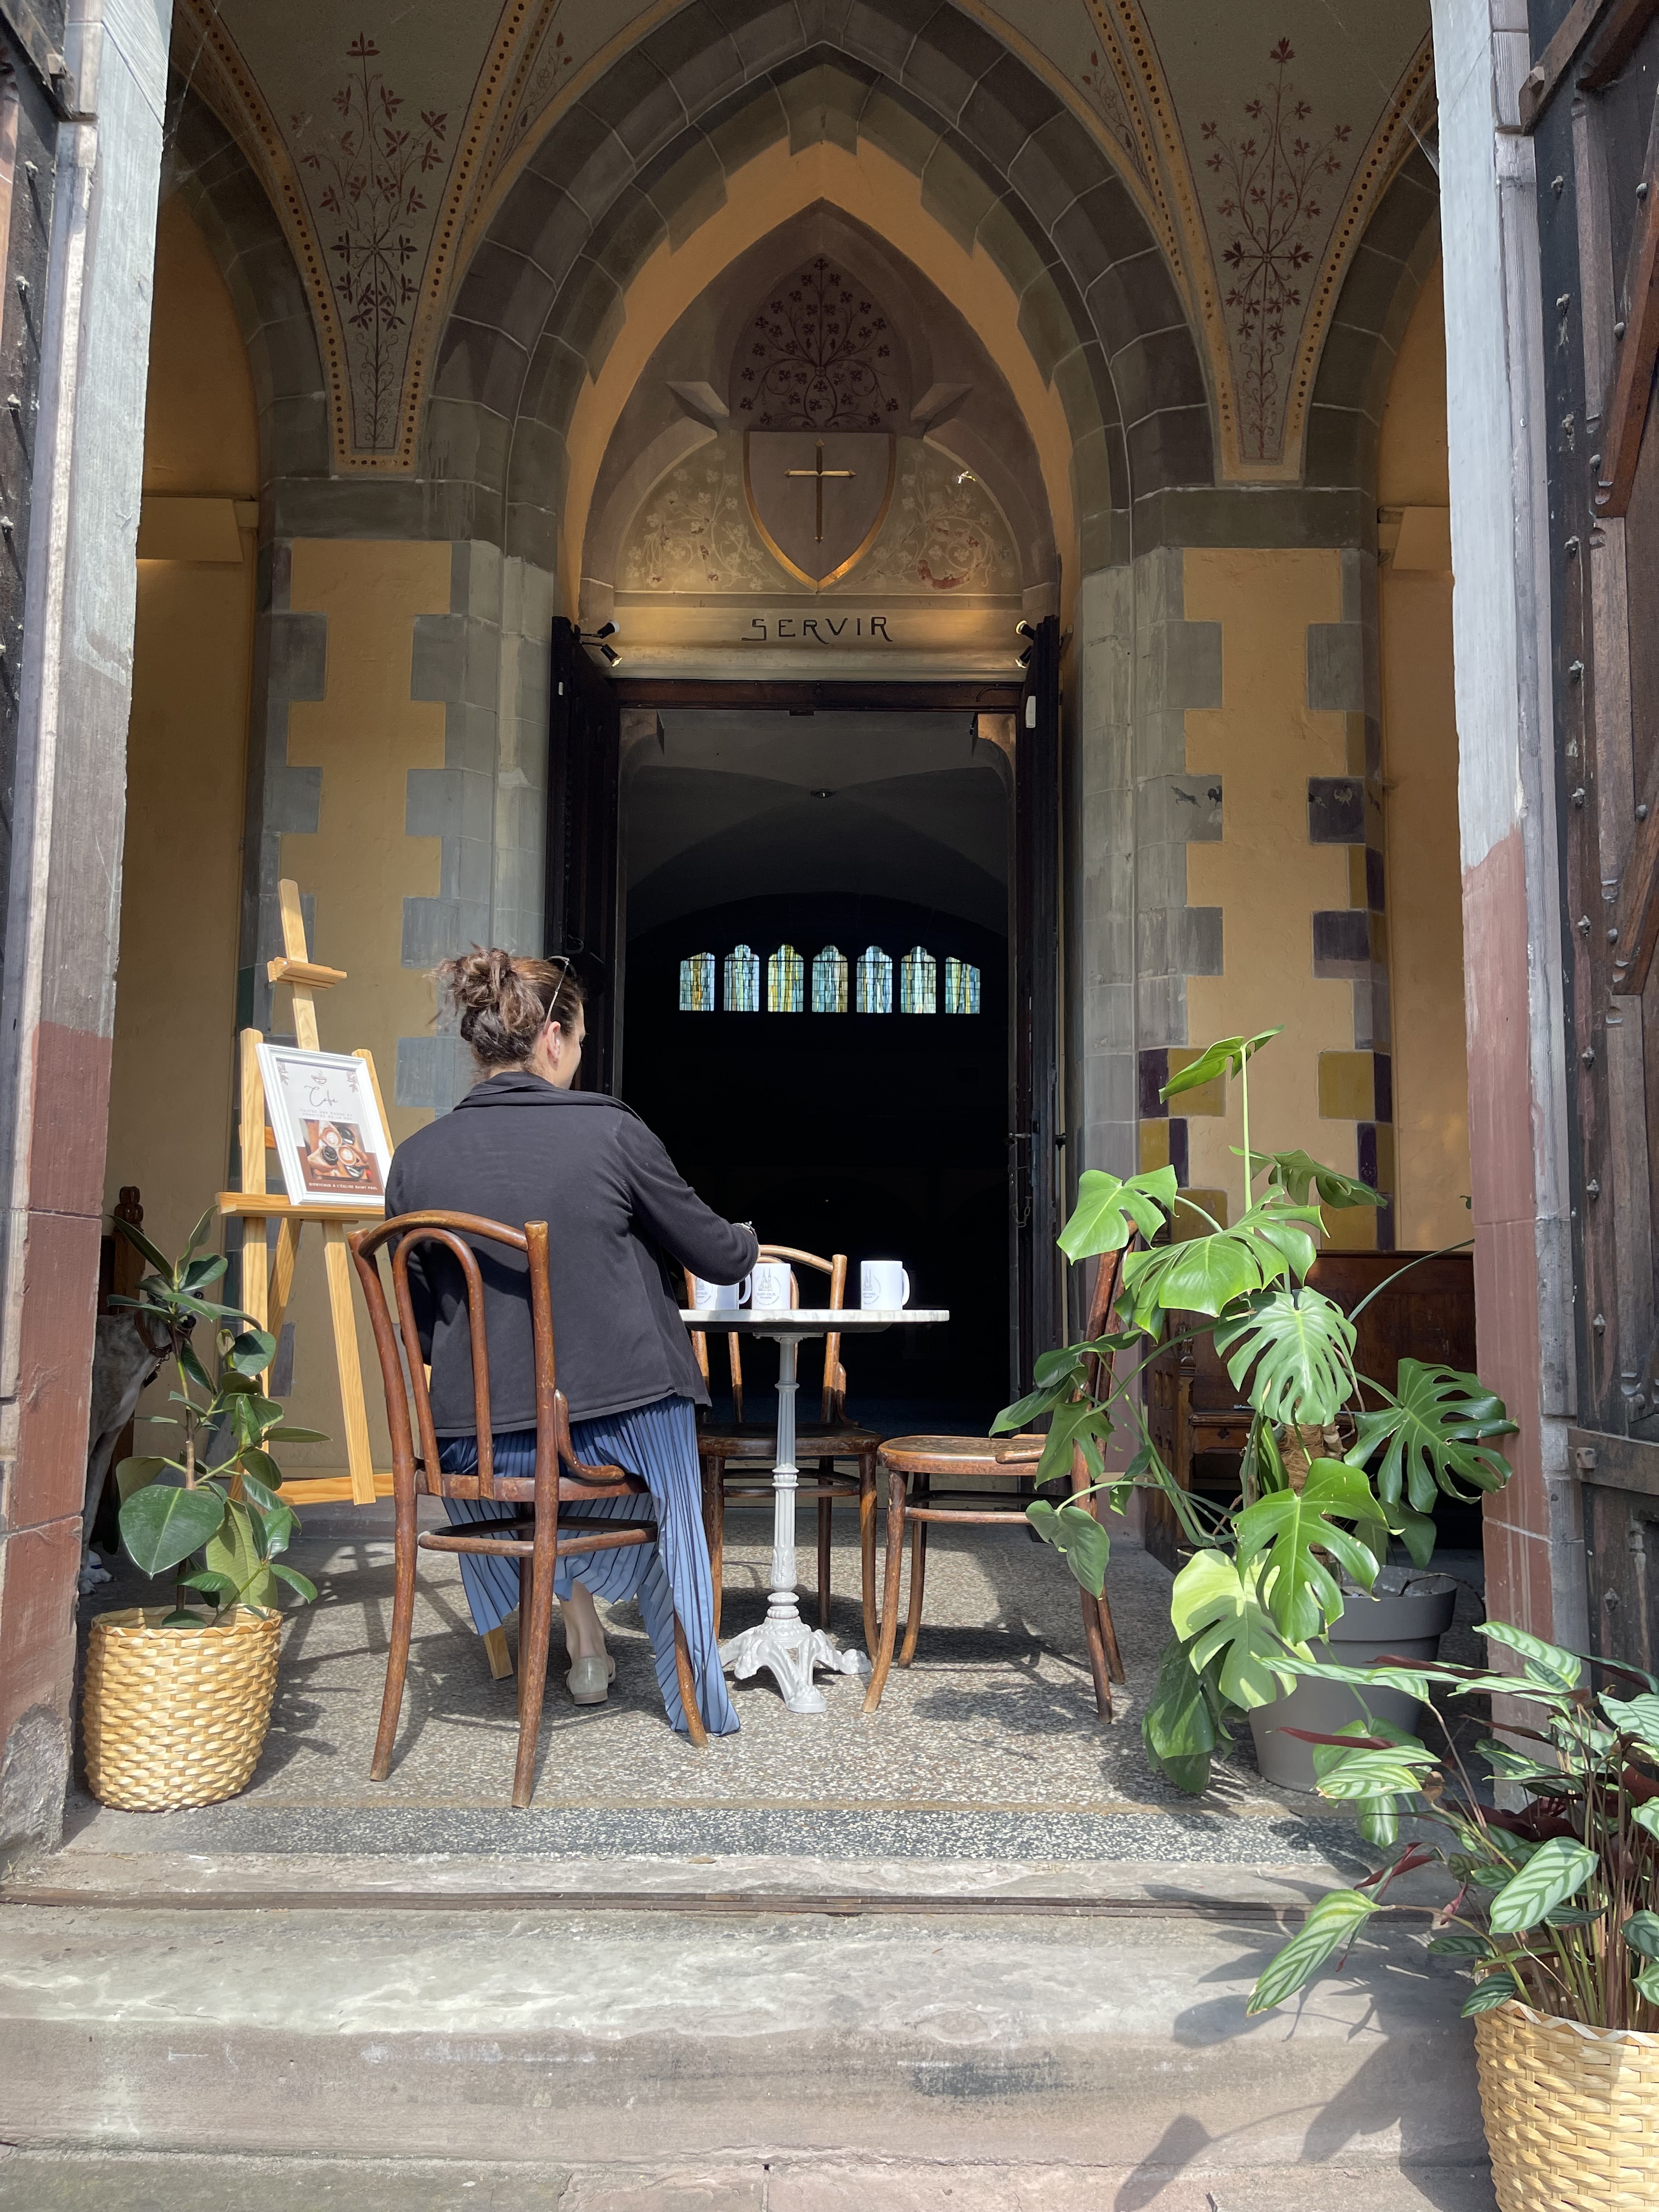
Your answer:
[1012,614,1061,1394]
[546,617,620,1094]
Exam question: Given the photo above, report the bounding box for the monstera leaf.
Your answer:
[1141,1626,1236,1795]
[1243,1148,1385,1210]
[1160,1028,1282,1101]
[1347,1361,1515,1510]
[1168,1548,1302,1709]
[1057,1165,1177,1261]
[1214,1285,1358,1426]
[1025,1498,1110,1595]
[1233,1458,1385,1645]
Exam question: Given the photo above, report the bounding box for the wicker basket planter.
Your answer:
[1475,2000,1659,2211]
[82,1605,281,1810]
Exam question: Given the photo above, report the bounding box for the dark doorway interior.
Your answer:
[620,710,1010,1432]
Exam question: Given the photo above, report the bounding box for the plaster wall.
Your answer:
[1376,263,1472,1252]
[268,539,450,1470]
[104,200,255,1260]
[1182,549,1359,1226]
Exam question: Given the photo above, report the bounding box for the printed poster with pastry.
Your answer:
[256,1045,393,1208]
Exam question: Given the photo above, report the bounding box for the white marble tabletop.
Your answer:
[680,1307,948,1329]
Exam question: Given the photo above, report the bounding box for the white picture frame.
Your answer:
[256,1044,392,1209]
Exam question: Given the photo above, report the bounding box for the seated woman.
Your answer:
[384,948,755,1739]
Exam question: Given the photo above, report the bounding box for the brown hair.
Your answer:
[436,948,586,1071]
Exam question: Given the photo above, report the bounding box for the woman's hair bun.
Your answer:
[435,947,585,1071]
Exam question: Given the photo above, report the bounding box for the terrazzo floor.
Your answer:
[66,1514,1485,1869]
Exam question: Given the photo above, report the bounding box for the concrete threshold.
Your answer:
[0,2145,1500,2210]
[1,1848,1425,1918]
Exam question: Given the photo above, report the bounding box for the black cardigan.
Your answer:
[382,1074,757,1434]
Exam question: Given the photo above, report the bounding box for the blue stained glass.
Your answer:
[856,946,893,1014]
[812,946,848,1013]
[724,944,760,1013]
[900,946,937,1014]
[944,958,981,1014]
[679,953,715,1012]
[768,943,804,1012]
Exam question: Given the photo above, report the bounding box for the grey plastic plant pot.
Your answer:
[1248,1576,1459,1791]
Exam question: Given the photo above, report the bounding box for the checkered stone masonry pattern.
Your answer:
[1308,548,1392,1247]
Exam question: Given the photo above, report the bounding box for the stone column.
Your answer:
[1432,0,1584,1644]
[0,0,173,1858]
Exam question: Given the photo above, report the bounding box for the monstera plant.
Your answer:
[994,1025,1515,1793]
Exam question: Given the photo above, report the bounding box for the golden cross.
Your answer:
[785,438,855,543]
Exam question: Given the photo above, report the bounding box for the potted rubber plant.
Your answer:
[995,1025,1516,1794]
[81,1207,324,1812]
[1248,1625,1659,2209]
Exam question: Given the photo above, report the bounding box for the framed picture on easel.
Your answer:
[256,1044,393,1209]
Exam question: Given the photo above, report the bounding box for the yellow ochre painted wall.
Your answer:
[104,198,256,1261]
[267,539,450,1470]
[1181,548,1360,1233]
[1378,261,1471,1251]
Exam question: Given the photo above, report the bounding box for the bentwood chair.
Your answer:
[690,1246,885,1651]
[862,1248,1129,1722]
[351,1210,706,1809]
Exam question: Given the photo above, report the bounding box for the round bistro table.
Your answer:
[681,1305,949,1715]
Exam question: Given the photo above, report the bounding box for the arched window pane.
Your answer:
[679,953,715,1012]
[944,957,981,1014]
[856,946,893,1014]
[724,943,760,1013]
[812,945,848,1013]
[900,946,936,1014]
[768,943,804,1013]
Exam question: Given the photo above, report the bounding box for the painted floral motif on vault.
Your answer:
[1200,39,1351,464]
[618,437,1019,599]
[735,258,902,431]
[1076,37,1148,185]
[297,33,448,453]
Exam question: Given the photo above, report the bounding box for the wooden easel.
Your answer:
[218,880,390,1508]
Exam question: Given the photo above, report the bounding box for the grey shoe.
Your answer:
[566,1652,615,1705]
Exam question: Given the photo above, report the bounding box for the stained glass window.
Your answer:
[724,943,760,1013]
[900,946,937,1014]
[812,946,848,1013]
[768,943,804,1013]
[944,958,981,1014]
[856,946,893,1014]
[679,953,715,1012]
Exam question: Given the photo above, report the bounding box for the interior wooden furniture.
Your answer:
[862,1249,1128,1721]
[1143,1248,1479,1571]
[690,1245,884,1650]
[352,1208,707,1809]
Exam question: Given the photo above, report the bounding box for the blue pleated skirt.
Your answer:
[438,1394,737,1738]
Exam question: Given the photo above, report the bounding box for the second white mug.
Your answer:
[749,1259,793,1313]
[690,1274,749,1312]
[860,1259,911,1310]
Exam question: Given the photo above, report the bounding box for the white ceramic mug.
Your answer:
[749,1259,793,1314]
[861,1260,911,1310]
[690,1274,749,1313]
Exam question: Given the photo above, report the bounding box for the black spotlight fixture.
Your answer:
[581,620,620,665]
[1015,619,1036,669]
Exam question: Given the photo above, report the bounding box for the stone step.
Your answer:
[0,1884,1488,2186]
[0,2146,1499,2210]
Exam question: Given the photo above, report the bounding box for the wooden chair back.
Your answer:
[685,1245,850,1424]
[351,1209,641,1506]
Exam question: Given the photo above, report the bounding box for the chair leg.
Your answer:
[817,1472,833,1631]
[512,1519,557,1810]
[370,1491,419,1782]
[862,1469,906,1714]
[1079,1585,1114,1723]
[672,1610,708,1749]
[703,1456,725,1641]
[1097,1586,1127,1685]
[858,1454,878,1659]
[899,1517,927,1667]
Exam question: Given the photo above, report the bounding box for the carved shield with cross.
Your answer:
[744,431,895,587]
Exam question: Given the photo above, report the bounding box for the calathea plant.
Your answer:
[1248,1623,1659,2029]
[111,1208,324,1621]
[994,1026,1516,1792]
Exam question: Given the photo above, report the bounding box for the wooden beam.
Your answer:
[1520,0,1659,130]
[218,1191,384,1220]
[1609,790,1659,992]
